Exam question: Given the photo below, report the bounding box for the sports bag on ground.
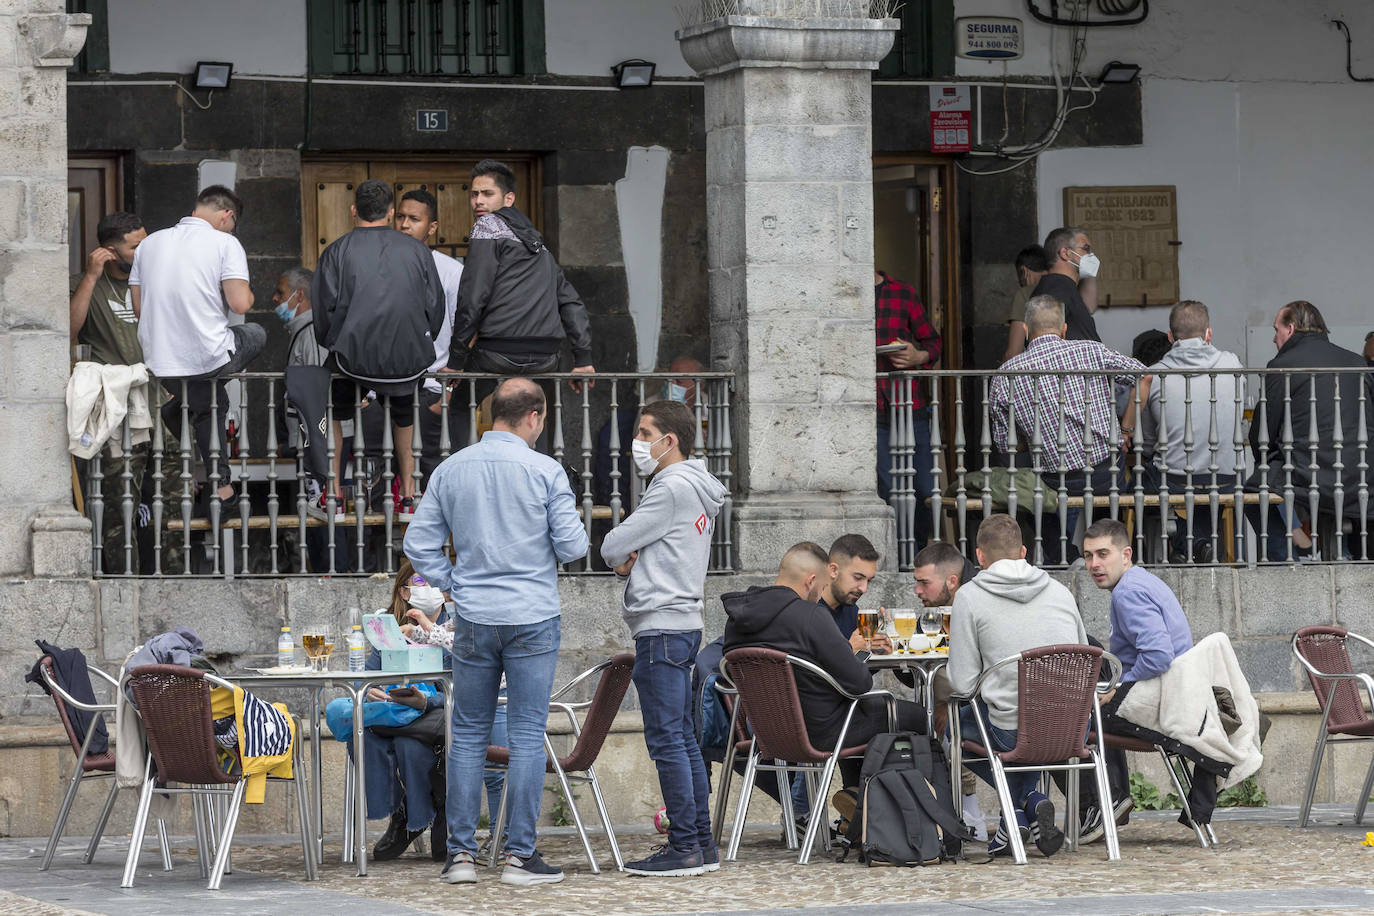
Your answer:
[843,731,973,866]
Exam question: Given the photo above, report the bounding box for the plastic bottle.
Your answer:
[347,624,367,672]
[277,626,294,668]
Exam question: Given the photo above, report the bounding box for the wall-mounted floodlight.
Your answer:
[612,59,656,89]
[193,61,234,90]
[1097,60,1141,84]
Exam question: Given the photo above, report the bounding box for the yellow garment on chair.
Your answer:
[210,685,296,803]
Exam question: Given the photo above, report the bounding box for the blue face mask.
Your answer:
[663,382,689,403]
[274,291,298,323]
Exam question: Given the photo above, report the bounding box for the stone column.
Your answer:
[0,2,90,576]
[678,8,898,571]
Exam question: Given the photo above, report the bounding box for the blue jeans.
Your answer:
[634,631,713,853]
[353,733,440,829]
[877,411,933,548]
[447,616,560,859]
[956,702,1038,810]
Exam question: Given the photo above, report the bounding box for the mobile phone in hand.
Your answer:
[388,686,418,699]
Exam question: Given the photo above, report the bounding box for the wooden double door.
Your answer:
[300,155,542,267]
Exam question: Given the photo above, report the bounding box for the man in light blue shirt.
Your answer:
[404,377,587,887]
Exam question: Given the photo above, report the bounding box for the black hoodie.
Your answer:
[722,585,873,751]
[451,207,593,369]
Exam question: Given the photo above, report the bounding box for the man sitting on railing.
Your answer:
[989,296,1144,563]
[312,179,445,521]
[1137,300,1245,564]
[1247,300,1374,560]
[131,185,266,516]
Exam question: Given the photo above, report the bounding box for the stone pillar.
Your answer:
[0,2,90,576]
[678,9,898,571]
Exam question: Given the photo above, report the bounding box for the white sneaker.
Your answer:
[440,851,477,884]
[961,792,988,842]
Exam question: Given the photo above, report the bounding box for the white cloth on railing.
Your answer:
[1115,631,1263,787]
[66,361,153,459]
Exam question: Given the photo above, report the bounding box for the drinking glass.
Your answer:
[919,610,942,649]
[856,609,879,650]
[301,629,325,671]
[892,609,918,653]
[319,623,338,672]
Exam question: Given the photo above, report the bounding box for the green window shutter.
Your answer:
[878,0,954,80]
[67,0,110,74]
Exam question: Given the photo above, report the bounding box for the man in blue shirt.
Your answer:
[1081,517,1193,842]
[404,377,588,887]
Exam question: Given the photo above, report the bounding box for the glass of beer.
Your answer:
[856,609,879,650]
[940,606,952,639]
[301,631,326,671]
[891,609,917,653]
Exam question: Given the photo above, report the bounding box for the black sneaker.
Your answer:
[374,818,425,861]
[624,844,705,877]
[987,812,1030,858]
[440,851,477,884]
[1080,796,1133,845]
[700,841,721,873]
[1024,791,1064,857]
[500,849,564,886]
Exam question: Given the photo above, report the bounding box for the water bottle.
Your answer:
[277,626,294,668]
[347,624,367,672]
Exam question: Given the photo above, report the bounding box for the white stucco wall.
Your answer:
[544,0,693,77]
[956,0,1374,362]
[106,0,306,75]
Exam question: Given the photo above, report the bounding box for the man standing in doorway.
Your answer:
[601,400,726,877]
[405,378,588,887]
[875,269,941,550]
[394,188,464,485]
[132,186,266,514]
[1002,245,1049,362]
[1033,227,1100,342]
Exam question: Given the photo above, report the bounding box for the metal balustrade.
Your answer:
[80,371,735,578]
[883,367,1374,570]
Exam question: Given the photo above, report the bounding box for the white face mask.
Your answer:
[632,434,668,476]
[408,585,445,614]
[1075,251,1101,278]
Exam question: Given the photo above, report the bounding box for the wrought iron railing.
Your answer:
[79,371,734,578]
[883,367,1374,570]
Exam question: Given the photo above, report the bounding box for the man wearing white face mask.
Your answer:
[601,400,727,876]
[1029,226,1101,344]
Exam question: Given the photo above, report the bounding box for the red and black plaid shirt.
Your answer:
[875,271,942,413]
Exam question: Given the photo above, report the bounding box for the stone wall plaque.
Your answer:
[1062,184,1179,307]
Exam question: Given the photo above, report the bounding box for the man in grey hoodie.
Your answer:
[601,399,727,877]
[947,513,1087,858]
[1137,300,1245,563]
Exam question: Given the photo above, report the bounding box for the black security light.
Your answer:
[612,59,656,89]
[1097,60,1141,84]
[193,61,234,90]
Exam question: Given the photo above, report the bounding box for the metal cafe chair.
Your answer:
[1291,626,1374,827]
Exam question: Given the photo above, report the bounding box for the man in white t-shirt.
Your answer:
[131,185,266,509]
[394,188,463,485]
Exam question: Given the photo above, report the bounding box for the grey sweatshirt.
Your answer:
[1143,338,1246,477]
[600,459,727,638]
[947,558,1087,729]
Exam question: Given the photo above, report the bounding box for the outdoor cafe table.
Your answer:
[225,668,453,877]
[865,649,949,735]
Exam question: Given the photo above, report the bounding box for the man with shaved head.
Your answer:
[723,543,926,791]
[405,376,588,886]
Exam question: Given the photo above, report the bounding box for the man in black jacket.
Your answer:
[722,542,925,790]
[311,180,445,520]
[1247,300,1374,560]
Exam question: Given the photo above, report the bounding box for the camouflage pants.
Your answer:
[91,442,148,574]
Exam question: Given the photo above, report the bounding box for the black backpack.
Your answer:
[843,732,974,866]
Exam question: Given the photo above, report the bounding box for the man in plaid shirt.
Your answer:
[990,295,1143,561]
[875,270,942,548]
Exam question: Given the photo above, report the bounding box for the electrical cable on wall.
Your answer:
[1332,20,1374,83]
[957,1,1101,176]
[175,83,214,110]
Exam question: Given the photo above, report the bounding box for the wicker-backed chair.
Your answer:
[950,644,1122,865]
[485,653,634,873]
[721,646,897,865]
[120,664,317,889]
[1291,626,1374,827]
[1098,732,1217,847]
[36,655,177,871]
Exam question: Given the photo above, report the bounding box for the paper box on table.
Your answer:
[362,612,444,673]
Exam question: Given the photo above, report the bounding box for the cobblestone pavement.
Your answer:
[5,807,1374,916]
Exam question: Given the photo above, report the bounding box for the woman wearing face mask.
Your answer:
[324,559,450,862]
